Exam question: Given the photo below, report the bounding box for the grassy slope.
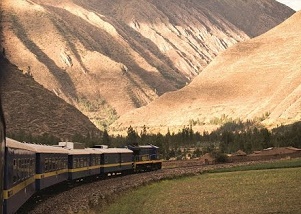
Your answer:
[101,160,301,214]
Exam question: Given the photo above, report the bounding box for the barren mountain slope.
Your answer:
[112,11,301,133]
[1,0,294,129]
[1,58,101,139]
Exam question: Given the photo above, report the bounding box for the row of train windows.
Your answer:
[72,157,101,168]
[73,157,89,168]
[104,156,129,163]
[12,158,35,184]
[91,157,101,166]
[44,157,68,172]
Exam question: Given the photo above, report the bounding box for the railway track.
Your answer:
[20,160,278,214]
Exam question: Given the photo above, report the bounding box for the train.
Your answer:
[2,138,162,214]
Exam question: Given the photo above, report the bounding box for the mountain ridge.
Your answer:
[1,0,294,130]
[111,11,301,134]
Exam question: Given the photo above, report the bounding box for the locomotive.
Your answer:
[2,138,162,214]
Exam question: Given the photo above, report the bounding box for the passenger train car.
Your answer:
[2,138,162,213]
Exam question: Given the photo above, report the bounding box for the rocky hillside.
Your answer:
[1,0,294,129]
[1,58,101,140]
[112,11,301,134]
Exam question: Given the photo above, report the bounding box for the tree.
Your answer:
[126,126,138,146]
[102,129,111,146]
[140,125,148,144]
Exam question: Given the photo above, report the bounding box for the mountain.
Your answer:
[112,11,301,134]
[1,58,101,139]
[1,0,294,129]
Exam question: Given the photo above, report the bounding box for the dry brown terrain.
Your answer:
[112,11,301,134]
[1,0,293,130]
[1,58,100,139]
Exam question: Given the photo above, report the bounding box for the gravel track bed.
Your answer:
[25,161,274,214]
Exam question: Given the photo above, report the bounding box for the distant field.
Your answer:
[100,161,301,214]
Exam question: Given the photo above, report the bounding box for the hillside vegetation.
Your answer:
[1,0,293,130]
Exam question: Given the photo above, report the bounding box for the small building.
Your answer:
[232,150,247,156]
[199,153,216,165]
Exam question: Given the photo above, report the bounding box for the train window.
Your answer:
[13,159,17,170]
[92,157,95,166]
[26,159,29,178]
[27,159,30,176]
[80,158,83,167]
[61,158,63,169]
[30,159,33,175]
[61,157,63,169]
[51,158,55,171]
[13,158,18,183]
[21,159,24,180]
[52,158,55,171]
[49,158,52,171]
[14,159,19,182]
[57,157,60,169]
[45,158,49,172]
[50,158,53,171]
[58,157,61,169]
[53,158,57,171]
[18,159,22,180]
[64,158,67,169]
[54,158,58,170]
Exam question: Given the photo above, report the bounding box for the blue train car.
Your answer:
[30,144,69,190]
[68,149,91,180]
[4,138,36,214]
[85,148,102,176]
[100,148,133,175]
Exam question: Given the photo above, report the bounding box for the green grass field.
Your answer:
[99,160,301,214]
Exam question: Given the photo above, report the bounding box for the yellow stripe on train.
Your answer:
[35,169,68,179]
[135,160,162,165]
[3,176,35,199]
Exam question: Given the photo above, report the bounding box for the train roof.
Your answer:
[67,149,92,155]
[90,148,133,154]
[6,138,37,152]
[128,145,159,149]
[26,143,69,154]
[85,148,104,154]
